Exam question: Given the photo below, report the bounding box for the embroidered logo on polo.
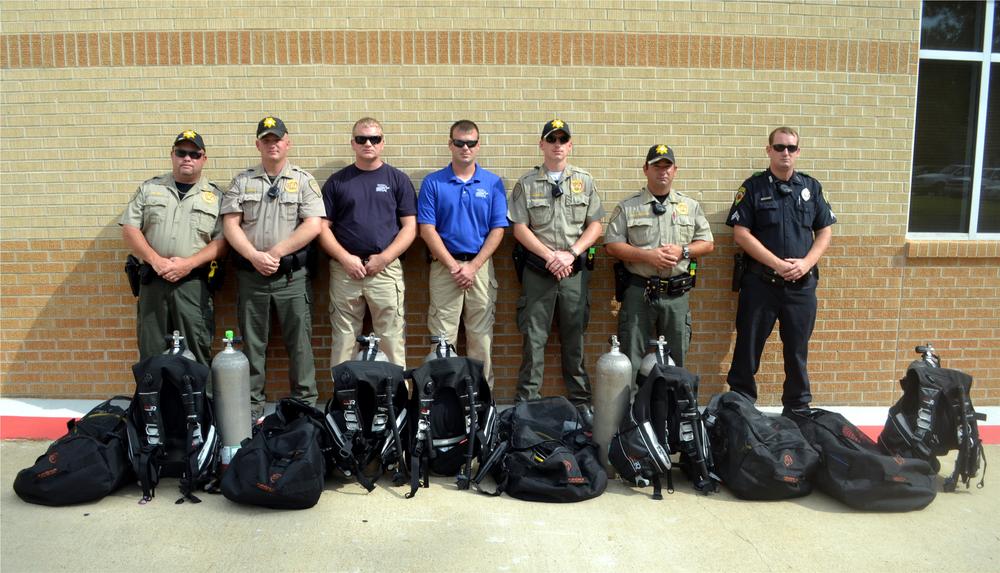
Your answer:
[475,188,489,199]
[375,184,390,193]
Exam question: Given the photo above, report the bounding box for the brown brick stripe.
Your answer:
[0,30,914,74]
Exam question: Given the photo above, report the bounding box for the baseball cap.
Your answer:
[173,130,205,150]
[541,119,571,139]
[256,116,288,139]
[645,144,676,165]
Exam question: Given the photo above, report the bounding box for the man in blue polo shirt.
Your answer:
[318,117,417,368]
[418,120,508,386]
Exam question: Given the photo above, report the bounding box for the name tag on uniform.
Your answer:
[571,180,584,194]
[285,180,299,194]
[675,203,689,215]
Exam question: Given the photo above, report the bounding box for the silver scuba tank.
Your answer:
[638,335,676,380]
[593,335,634,473]
[163,330,196,361]
[423,333,460,363]
[355,332,388,362]
[210,330,251,468]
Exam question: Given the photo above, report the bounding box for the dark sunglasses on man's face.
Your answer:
[354,135,383,145]
[451,139,479,148]
[545,135,570,145]
[174,149,204,160]
[772,144,799,153]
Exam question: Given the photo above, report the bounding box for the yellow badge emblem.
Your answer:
[656,144,668,155]
[551,119,564,129]
[201,191,216,203]
[285,180,299,194]
[263,117,277,129]
[571,180,584,194]
[182,130,198,140]
[734,186,746,205]
[675,203,689,215]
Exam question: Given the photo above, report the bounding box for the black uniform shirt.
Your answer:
[725,169,836,260]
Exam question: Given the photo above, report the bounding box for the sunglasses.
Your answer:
[772,144,799,153]
[354,135,383,145]
[451,139,479,148]
[545,135,570,145]
[174,149,204,160]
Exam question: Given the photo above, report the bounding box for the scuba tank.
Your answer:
[163,330,196,362]
[638,336,675,385]
[355,333,388,362]
[211,330,251,469]
[593,336,634,473]
[423,333,460,363]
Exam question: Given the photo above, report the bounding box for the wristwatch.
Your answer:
[681,245,690,260]
[569,246,580,258]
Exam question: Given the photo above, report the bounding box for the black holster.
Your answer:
[511,243,527,283]
[732,252,747,292]
[613,262,627,303]
[125,255,142,297]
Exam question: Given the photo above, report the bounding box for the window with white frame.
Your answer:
[909,0,999,237]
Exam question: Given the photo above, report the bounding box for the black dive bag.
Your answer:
[326,360,411,491]
[126,354,219,504]
[704,392,819,500]
[879,360,986,492]
[406,356,497,498]
[13,397,133,506]
[473,396,607,502]
[221,398,333,510]
[787,408,937,512]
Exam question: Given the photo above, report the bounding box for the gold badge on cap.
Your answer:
[675,203,689,215]
[571,180,584,194]
[656,144,668,155]
[182,130,198,140]
[285,180,299,194]
[551,119,564,129]
[263,117,277,129]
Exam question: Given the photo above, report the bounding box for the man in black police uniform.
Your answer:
[725,127,836,414]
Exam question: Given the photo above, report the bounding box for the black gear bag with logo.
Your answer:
[703,391,819,500]
[406,356,497,498]
[221,398,333,510]
[787,408,936,511]
[126,354,220,504]
[610,362,718,498]
[473,396,607,502]
[13,396,133,506]
[879,361,986,492]
[326,360,411,491]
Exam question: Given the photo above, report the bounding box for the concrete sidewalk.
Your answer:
[1,440,997,573]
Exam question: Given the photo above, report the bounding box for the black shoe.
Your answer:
[781,406,811,418]
[576,404,595,430]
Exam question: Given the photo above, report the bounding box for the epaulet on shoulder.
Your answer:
[569,165,592,177]
[206,180,223,192]
[751,170,766,178]
[146,173,170,185]
[797,171,812,178]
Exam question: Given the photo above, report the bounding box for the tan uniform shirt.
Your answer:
[605,187,713,278]
[508,164,605,249]
[220,162,326,251]
[119,173,223,259]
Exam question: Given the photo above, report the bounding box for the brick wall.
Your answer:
[1,1,997,405]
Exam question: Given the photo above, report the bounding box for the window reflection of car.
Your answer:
[982,168,1000,198]
[912,164,970,196]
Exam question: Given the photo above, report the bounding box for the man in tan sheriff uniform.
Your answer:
[120,130,226,366]
[605,144,714,377]
[222,116,325,417]
[508,119,604,424]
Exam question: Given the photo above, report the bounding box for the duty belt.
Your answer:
[625,271,694,302]
[449,252,477,262]
[233,247,309,278]
[746,261,815,287]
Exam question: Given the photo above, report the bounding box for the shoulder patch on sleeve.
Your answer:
[610,204,622,221]
[309,179,321,195]
[734,186,746,205]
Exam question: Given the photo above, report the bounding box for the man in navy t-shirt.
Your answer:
[417,120,508,386]
[318,117,417,368]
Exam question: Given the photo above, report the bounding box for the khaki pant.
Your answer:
[427,259,497,386]
[328,258,407,369]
